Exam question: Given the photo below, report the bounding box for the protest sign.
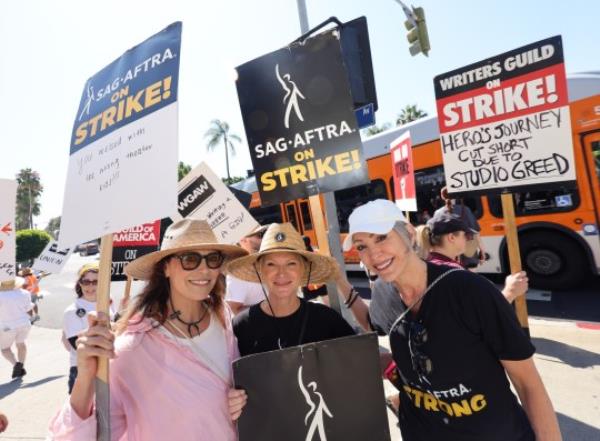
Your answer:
[32,241,72,274]
[59,22,182,248]
[434,36,575,197]
[111,220,160,281]
[173,162,258,244]
[391,131,417,212]
[233,334,390,441]
[0,179,17,283]
[236,29,369,206]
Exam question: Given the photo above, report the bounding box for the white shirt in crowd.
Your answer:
[158,312,231,383]
[0,288,33,330]
[63,298,116,367]
[225,275,265,306]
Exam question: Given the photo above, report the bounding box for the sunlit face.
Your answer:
[240,233,262,254]
[353,230,412,283]
[79,271,98,301]
[164,248,220,302]
[444,231,468,256]
[258,252,305,300]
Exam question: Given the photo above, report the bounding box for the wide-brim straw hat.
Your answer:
[0,276,25,291]
[125,219,248,280]
[226,223,337,285]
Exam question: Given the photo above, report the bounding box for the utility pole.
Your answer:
[295,0,355,324]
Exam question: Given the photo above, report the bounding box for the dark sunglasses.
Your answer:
[172,251,225,270]
[79,279,98,286]
[464,231,475,241]
[248,231,265,239]
[401,319,432,384]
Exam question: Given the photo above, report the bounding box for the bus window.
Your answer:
[487,187,581,217]
[334,179,388,233]
[249,204,283,226]
[299,200,313,231]
[413,165,483,225]
[593,141,600,184]
[285,202,300,231]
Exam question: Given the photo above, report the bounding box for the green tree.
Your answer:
[204,119,241,180]
[16,229,52,264]
[396,104,428,126]
[178,161,192,181]
[45,216,61,239]
[222,176,245,186]
[363,123,392,137]
[16,169,43,230]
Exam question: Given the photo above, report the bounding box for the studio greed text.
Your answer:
[74,48,176,146]
[255,120,362,192]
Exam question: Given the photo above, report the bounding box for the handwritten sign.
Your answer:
[111,220,160,281]
[0,179,17,283]
[236,29,368,206]
[434,36,575,197]
[391,131,417,211]
[32,241,72,274]
[59,22,182,248]
[172,162,258,244]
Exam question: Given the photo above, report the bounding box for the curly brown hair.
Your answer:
[116,257,227,335]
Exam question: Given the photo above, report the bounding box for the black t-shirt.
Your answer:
[370,262,536,441]
[234,298,355,356]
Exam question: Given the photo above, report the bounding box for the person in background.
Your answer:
[435,186,485,269]
[19,268,42,323]
[48,219,248,440]
[62,263,116,394]
[344,199,561,441]
[416,211,528,303]
[0,277,33,379]
[0,412,8,433]
[225,225,268,315]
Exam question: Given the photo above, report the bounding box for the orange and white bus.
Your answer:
[233,72,600,289]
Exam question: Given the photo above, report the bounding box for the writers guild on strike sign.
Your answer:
[434,35,576,196]
[236,29,368,206]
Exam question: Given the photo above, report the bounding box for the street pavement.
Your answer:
[0,255,599,440]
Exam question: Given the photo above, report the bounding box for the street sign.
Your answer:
[355,103,375,129]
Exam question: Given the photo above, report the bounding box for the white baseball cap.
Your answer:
[342,199,408,251]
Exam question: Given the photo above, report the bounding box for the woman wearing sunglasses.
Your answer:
[344,199,561,441]
[49,219,247,440]
[62,263,117,394]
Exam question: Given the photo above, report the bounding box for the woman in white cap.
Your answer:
[49,219,247,441]
[343,199,561,441]
[227,223,355,357]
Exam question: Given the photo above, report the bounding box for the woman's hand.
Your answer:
[228,389,247,421]
[76,311,116,381]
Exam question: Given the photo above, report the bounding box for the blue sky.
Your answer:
[1,0,599,229]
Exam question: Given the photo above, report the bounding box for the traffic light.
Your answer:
[405,7,430,56]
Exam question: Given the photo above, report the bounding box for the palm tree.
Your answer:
[363,123,392,137]
[16,169,43,230]
[396,104,428,126]
[204,120,241,180]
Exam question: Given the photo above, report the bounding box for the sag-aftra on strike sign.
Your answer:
[236,29,368,206]
[434,36,576,197]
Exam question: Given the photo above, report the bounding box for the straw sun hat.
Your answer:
[125,219,248,280]
[226,223,337,285]
[0,276,25,291]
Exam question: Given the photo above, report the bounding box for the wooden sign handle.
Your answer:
[500,193,530,335]
[96,233,113,440]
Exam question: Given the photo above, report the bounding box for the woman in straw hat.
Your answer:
[227,223,354,358]
[343,199,561,441]
[49,219,247,441]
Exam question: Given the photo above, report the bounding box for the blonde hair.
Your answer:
[414,225,431,259]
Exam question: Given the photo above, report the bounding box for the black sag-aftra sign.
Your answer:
[236,30,369,206]
[233,334,391,441]
[434,35,576,197]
